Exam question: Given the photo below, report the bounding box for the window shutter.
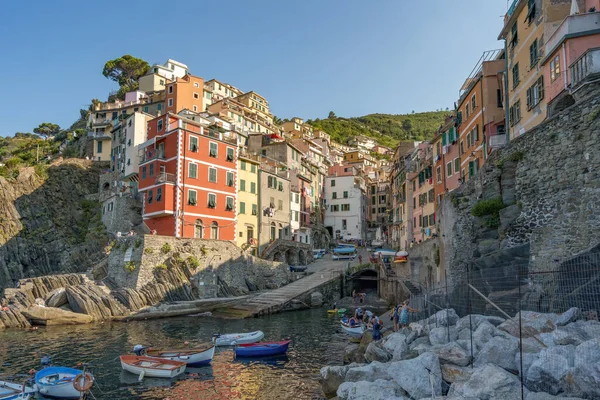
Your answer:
[539,76,545,100]
[442,132,447,146]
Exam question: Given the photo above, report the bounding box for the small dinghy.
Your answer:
[144,345,215,367]
[327,308,347,314]
[234,340,291,358]
[340,317,364,338]
[120,355,186,379]
[35,367,93,399]
[212,330,265,346]
[0,380,34,400]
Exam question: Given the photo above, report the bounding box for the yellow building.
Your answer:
[235,91,273,125]
[237,153,260,251]
[499,0,582,139]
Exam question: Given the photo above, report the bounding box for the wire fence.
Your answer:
[404,255,600,399]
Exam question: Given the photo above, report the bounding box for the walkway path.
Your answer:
[214,249,370,318]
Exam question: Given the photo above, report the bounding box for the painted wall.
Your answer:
[237,157,259,249]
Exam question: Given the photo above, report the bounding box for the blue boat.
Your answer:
[35,366,92,399]
[0,380,34,400]
[234,340,291,357]
[332,246,357,260]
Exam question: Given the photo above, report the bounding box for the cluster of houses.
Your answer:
[388,0,600,250]
[91,60,393,257]
[91,0,600,258]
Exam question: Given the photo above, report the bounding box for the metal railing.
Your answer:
[155,173,176,184]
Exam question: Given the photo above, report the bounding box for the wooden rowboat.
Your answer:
[145,345,215,367]
[34,367,92,399]
[234,340,291,357]
[340,318,364,338]
[120,355,186,379]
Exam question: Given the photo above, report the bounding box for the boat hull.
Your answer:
[340,319,364,338]
[35,367,86,399]
[120,357,186,379]
[147,346,215,367]
[0,381,34,400]
[213,330,265,346]
[234,341,291,357]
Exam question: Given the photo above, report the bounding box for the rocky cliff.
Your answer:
[437,82,600,315]
[0,159,108,294]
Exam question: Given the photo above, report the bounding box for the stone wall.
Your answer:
[106,235,299,308]
[435,83,600,312]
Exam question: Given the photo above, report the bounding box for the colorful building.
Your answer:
[165,74,205,114]
[499,0,582,139]
[236,151,260,250]
[410,144,436,243]
[432,115,461,207]
[138,113,238,240]
[541,6,600,116]
[257,164,291,255]
[456,50,505,183]
[324,165,367,241]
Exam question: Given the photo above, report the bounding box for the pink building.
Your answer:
[542,6,600,116]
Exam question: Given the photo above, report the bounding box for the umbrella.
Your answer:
[570,0,580,15]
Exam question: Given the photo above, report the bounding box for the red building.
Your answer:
[138,113,238,240]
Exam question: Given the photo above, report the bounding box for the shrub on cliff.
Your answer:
[124,261,137,273]
[471,197,505,217]
[161,243,172,254]
[154,263,167,271]
[187,256,200,270]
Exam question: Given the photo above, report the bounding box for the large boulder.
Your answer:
[365,341,391,363]
[497,310,572,338]
[430,309,459,328]
[310,291,323,307]
[383,332,409,361]
[555,307,579,326]
[337,379,408,400]
[455,314,505,331]
[345,361,389,383]
[386,352,442,399]
[44,288,67,308]
[430,327,457,345]
[66,285,127,320]
[321,365,351,397]
[449,363,528,400]
[472,321,496,352]
[344,344,361,364]
[431,342,472,367]
[475,335,518,372]
[571,338,600,398]
[526,345,575,395]
[516,351,539,382]
[441,363,474,384]
[21,306,93,325]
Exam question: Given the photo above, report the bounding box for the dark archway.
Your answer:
[298,250,306,265]
[273,251,282,262]
[285,249,297,265]
[351,269,378,293]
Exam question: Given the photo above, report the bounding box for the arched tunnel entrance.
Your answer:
[350,269,379,295]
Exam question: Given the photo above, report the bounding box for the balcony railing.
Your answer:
[507,0,519,18]
[92,118,113,127]
[545,13,600,57]
[140,151,167,163]
[156,172,176,184]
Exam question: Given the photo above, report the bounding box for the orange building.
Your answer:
[165,74,205,114]
[138,113,238,240]
[457,50,505,182]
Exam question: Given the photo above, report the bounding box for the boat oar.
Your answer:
[138,370,145,382]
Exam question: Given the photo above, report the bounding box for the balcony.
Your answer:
[571,48,600,87]
[155,172,176,184]
[87,131,111,140]
[139,150,167,164]
[92,118,113,127]
[507,0,519,18]
[545,13,600,57]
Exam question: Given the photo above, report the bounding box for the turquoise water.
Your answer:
[0,309,347,399]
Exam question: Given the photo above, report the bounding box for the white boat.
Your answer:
[212,330,265,346]
[120,355,186,379]
[145,345,215,367]
[0,380,34,400]
[35,367,90,399]
[340,318,365,338]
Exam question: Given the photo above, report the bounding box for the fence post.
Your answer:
[467,263,474,368]
[518,265,525,400]
[445,271,450,343]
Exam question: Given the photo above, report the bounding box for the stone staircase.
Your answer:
[213,266,342,318]
[403,280,422,295]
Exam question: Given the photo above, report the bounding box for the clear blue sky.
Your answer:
[0,0,509,136]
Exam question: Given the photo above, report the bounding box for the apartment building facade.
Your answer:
[138,113,238,240]
[324,165,367,241]
[237,154,260,250]
[257,166,291,256]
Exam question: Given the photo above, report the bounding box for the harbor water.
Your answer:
[0,308,347,400]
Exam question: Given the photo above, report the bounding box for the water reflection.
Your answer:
[0,309,342,399]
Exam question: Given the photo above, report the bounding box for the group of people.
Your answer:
[392,300,419,332]
[347,307,382,340]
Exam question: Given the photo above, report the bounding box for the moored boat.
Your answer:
[0,380,34,400]
[212,330,265,346]
[234,340,291,357]
[289,265,308,272]
[35,367,92,399]
[144,345,215,367]
[120,355,186,379]
[327,308,347,314]
[340,317,364,338]
[332,246,357,260]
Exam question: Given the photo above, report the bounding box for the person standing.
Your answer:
[371,315,382,340]
[399,300,419,329]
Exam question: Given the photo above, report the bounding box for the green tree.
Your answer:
[102,55,150,94]
[33,123,61,139]
[402,119,412,131]
[328,111,336,119]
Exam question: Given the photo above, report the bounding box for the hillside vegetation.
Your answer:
[307,111,449,147]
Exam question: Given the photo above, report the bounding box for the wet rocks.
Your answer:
[21,305,93,325]
[364,342,391,363]
[449,363,528,400]
[45,288,67,308]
